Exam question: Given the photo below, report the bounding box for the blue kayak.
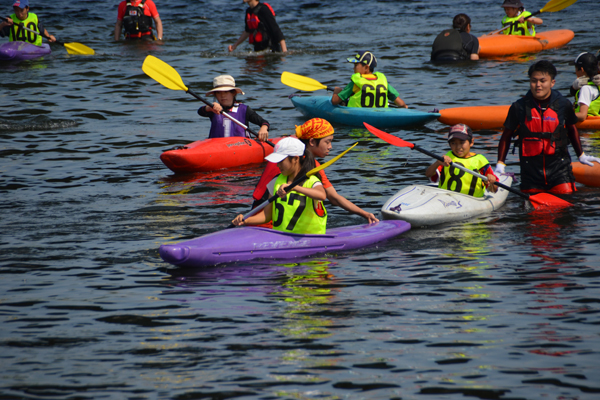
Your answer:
[0,41,51,62]
[159,220,411,268]
[290,95,440,128]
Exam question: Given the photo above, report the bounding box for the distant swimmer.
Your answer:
[331,51,407,109]
[431,14,479,62]
[500,0,542,36]
[228,0,287,53]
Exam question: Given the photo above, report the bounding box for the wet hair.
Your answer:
[528,60,558,80]
[452,14,471,32]
[575,53,599,79]
[291,149,318,185]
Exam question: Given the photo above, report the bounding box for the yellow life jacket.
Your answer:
[9,12,43,46]
[438,151,491,198]
[574,82,600,117]
[272,174,327,234]
[347,72,389,108]
[501,10,536,36]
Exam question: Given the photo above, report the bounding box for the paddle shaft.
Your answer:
[412,144,530,201]
[189,88,275,148]
[227,172,312,228]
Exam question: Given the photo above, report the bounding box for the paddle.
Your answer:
[228,142,359,228]
[2,18,95,55]
[487,0,578,35]
[142,55,275,147]
[281,71,401,108]
[363,123,573,209]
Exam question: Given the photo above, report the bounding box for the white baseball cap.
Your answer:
[265,137,305,163]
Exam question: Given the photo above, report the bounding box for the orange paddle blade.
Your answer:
[363,123,415,148]
[528,193,573,209]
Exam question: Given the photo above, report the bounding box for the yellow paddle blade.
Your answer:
[307,142,358,177]
[142,55,189,92]
[63,42,95,55]
[540,0,577,12]
[281,71,327,92]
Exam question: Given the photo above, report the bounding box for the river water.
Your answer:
[1,1,599,399]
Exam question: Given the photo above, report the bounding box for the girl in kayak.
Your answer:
[500,0,542,36]
[570,52,600,122]
[425,124,498,197]
[232,137,327,234]
[251,118,379,224]
[198,75,270,141]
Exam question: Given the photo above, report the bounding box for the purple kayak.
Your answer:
[0,41,51,62]
[159,220,411,267]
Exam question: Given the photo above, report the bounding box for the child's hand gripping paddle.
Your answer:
[1,17,95,55]
[228,142,359,229]
[142,55,275,147]
[486,0,578,35]
[363,123,573,209]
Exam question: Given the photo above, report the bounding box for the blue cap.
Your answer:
[347,51,378,70]
[13,0,29,9]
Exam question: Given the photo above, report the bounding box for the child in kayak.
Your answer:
[425,124,498,197]
[232,137,327,234]
[251,118,379,224]
[500,0,542,36]
[198,75,269,141]
[495,60,600,194]
[0,0,56,45]
[570,52,600,122]
[331,51,407,109]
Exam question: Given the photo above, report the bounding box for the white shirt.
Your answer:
[577,84,600,107]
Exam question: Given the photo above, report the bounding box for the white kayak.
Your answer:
[381,174,513,226]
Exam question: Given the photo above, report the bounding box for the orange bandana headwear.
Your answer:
[295,118,334,140]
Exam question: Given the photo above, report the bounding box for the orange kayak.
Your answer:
[160,137,283,174]
[571,162,600,188]
[439,106,600,131]
[479,30,574,57]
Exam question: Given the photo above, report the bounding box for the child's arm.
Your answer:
[278,183,327,201]
[232,206,272,227]
[575,103,589,122]
[485,173,498,193]
[525,16,543,26]
[425,156,451,179]
[246,107,270,141]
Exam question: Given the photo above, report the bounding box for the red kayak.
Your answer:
[160,137,283,174]
[439,106,600,131]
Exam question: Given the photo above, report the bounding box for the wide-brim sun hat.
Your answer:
[206,75,245,96]
[295,118,334,140]
[265,137,305,163]
[447,124,473,141]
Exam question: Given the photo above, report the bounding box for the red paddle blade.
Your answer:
[528,193,573,209]
[363,123,415,148]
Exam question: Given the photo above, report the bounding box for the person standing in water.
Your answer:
[431,14,479,62]
[228,0,287,53]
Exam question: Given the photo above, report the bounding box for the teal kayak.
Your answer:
[290,95,440,128]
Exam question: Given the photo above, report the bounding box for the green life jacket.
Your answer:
[438,151,491,198]
[574,82,600,117]
[347,72,389,108]
[9,12,43,46]
[272,174,327,234]
[501,10,536,36]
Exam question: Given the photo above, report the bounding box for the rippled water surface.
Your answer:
[1,1,599,399]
